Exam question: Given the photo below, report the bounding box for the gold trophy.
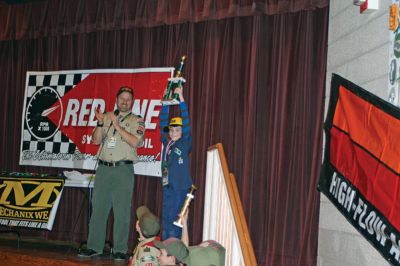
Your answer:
[161,56,187,106]
[173,185,197,228]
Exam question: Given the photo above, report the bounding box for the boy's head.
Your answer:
[136,206,160,238]
[154,237,188,265]
[164,117,183,141]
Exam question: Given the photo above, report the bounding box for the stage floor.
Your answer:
[0,233,129,266]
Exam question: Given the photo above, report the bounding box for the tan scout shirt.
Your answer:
[97,111,145,163]
[130,237,160,266]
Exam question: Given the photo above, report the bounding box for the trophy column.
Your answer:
[173,185,197,228]
[161,56,187,106]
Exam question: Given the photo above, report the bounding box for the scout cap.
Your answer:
[169,117,182,127]
[154,237,189,261]
[117,86,134,97]
[163,117,183,132]
[136,206,160,237]
[182,245,225,266]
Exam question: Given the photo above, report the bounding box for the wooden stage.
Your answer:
[0,233,127,266]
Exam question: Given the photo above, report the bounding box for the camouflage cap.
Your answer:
[117,86,134,97]
[136,206,160,237]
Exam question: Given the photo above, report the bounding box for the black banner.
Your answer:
[0,173,64,230]
[319,74,400,265]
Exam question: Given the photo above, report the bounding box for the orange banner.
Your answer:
[333,85,400,173]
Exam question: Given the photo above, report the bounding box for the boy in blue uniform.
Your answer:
[159,86,193,240]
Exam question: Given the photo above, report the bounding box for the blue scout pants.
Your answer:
[87,164,135,254]
[162,186,188,240]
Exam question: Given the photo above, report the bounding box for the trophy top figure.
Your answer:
[175,55,186,77]
[161,56,187,106]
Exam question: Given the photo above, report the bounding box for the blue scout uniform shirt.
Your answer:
[160,102,193,190]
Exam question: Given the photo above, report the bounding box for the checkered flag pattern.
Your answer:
[22,73,88,154]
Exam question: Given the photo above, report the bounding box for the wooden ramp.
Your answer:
[203,143,257,266]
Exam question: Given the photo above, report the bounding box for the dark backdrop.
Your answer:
[0,0,329,264]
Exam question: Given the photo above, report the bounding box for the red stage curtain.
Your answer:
[0,0,328,40]
[0,1,328,265]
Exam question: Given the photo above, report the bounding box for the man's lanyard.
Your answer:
[112,112,131,135]
[163,140,175,162]
[120,112,132,122]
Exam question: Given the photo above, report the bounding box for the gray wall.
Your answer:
[318,0,392,265]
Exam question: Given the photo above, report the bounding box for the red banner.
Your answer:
[20,68,173,177]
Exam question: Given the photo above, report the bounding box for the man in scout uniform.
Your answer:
[78,86,145,261]
[159,86,193,240]
[129,205,161,266]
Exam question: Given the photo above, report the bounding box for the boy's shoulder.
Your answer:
[131,238,160,266]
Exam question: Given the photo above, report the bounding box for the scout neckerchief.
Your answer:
[162,139,175,186]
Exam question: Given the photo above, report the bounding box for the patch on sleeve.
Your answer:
[138,121,145,131]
